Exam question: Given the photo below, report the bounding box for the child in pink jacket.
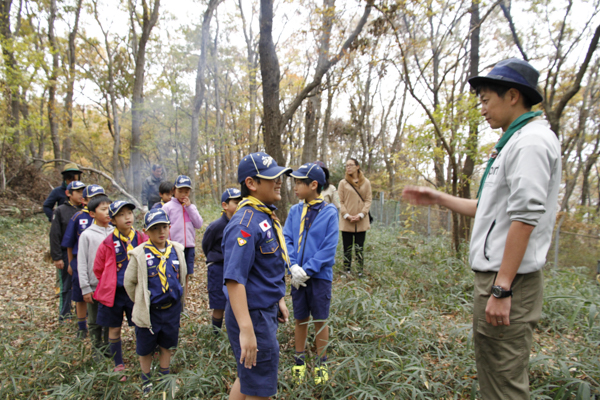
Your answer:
[162,175,203,299]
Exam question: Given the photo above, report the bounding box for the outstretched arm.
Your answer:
[402,185,477,218]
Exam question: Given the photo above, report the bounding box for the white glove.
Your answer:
[290,264,310,289]
[142,206,149,213]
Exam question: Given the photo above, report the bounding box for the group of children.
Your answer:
[48,151,340,399]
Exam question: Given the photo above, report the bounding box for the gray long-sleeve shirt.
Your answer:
[78,224,114,295]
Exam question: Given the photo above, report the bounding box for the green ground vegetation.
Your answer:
[0,215,598,399]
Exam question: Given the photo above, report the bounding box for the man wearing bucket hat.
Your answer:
[43,163,83,222]
[403,58,561,399]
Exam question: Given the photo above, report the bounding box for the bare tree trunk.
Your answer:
[319,73,334,163]
[238,0,259,153]
[62,0,83,162]
[190,0,221,193]
[0,0,21,149]
[459,0,480,242]
[47,0,61,164]
[129,0,160,197]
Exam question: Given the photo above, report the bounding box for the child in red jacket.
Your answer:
[94,200,147,379]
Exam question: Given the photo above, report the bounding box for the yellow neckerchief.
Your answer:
[114,228,135,256]
[82,206,89,214]
[297,195,324,253]
[235,196,290,269]
[144,240,173,293]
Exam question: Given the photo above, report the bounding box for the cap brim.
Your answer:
[62,169,83,174]
[175,184,192,189]
[111,202,136,217]
[145,220,170,229]
[255,166,292,180]
[468,75,543,105]
[87,192,105,198]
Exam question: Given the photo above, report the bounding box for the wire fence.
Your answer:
[369,192,600,275]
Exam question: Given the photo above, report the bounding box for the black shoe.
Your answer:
[77,329,88,340]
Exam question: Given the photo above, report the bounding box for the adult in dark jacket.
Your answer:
[141,164,164,209]
[43,163,83,222]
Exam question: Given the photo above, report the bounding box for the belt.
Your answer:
[151,301,174,310]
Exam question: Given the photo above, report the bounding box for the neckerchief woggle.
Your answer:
[145,240,173,293]
[235,196,291,271]
[477,111,542,203]
[114,228,135,269]
[297,195,324,253]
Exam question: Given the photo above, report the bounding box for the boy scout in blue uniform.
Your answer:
[283,163,339,385]
[43,163,83,222]
[49,180,85,321]
[125,208,187,397]
[222,152,292,400]
[62,184,106,338]
[202,188,242,334]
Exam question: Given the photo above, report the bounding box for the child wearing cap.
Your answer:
[201,188,242,334]
[62,184,106,338]
[162,175,203,301]
[222,152,291,399]
[43,163,83,222]
[283,163,339,384]
[93,200,147,378]
[151,181,174,209]
[124,208,187,397]
[77,194,113,358]
[50,180,85,322]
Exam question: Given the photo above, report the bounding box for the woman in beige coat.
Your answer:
[338,158,372,276]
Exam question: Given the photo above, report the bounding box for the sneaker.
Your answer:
[291,364,306,384]
[77,329,88,340]
[142,382,153,398]
[114,364,127,382]
[314,364,329,384]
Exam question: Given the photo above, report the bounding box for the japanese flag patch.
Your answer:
[259,219,271,232]
[237,237,247,246]
[145,253,153,260]
[79,219,88,226]
[114,241,121,248]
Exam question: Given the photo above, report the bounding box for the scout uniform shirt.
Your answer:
[222,205,286,310]
[113,230,139,287]
[61,208,93,255]
[144,242,183,305]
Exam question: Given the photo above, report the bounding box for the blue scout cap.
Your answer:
[290,163,327,186]
[237,152,292,183]
[109,200,136,218]
[174,175,192,189]
[221,188,242,203]
[67,181,86,191]
[468,58,543,105]
[143,208,170,230]
[83,184,105,198]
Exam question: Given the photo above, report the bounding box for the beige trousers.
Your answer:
[473,270,543,400]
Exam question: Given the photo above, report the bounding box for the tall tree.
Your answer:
[47,0,61,163]
[0,0,21,148]
[129,0,160,197]
[238,0,259,153]
[189,0,222,194]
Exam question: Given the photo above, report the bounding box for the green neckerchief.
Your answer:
[476,111,542,202]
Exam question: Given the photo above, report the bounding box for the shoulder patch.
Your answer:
[239,209,253,228]
[237,237,247,246]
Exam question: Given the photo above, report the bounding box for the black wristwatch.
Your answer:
[491,285,513,298]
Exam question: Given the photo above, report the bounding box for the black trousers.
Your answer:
[342,231,366,273]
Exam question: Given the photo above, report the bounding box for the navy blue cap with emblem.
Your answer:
[290,162,326,186]
[143,208,170,230]
[67,181,86,191]
[237,152,292,183]
[109,200,136,218]
[174,175,192,189]
[222,188,242,203]
[83,184,105,198]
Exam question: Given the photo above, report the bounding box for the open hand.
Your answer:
[239,328,258,368]
[402,185,441,206]
[278,298,289,323]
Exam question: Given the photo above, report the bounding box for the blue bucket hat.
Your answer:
[237,152,292,183]
[290,163,326,186]
[174,175,192,189]
[221,188,242,203]
[468,58,543,105]
[67,181,86,191]
[83,184,105,198]
[143,208,170,230]
[109,200,136,218]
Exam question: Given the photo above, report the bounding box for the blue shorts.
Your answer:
[70,258,83,302]
[207,263,226,310]
[226,302,279,398]
[184,247,195,275]
[291,278,332,320]
[135,300,181,356]
[97,287,135,328]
